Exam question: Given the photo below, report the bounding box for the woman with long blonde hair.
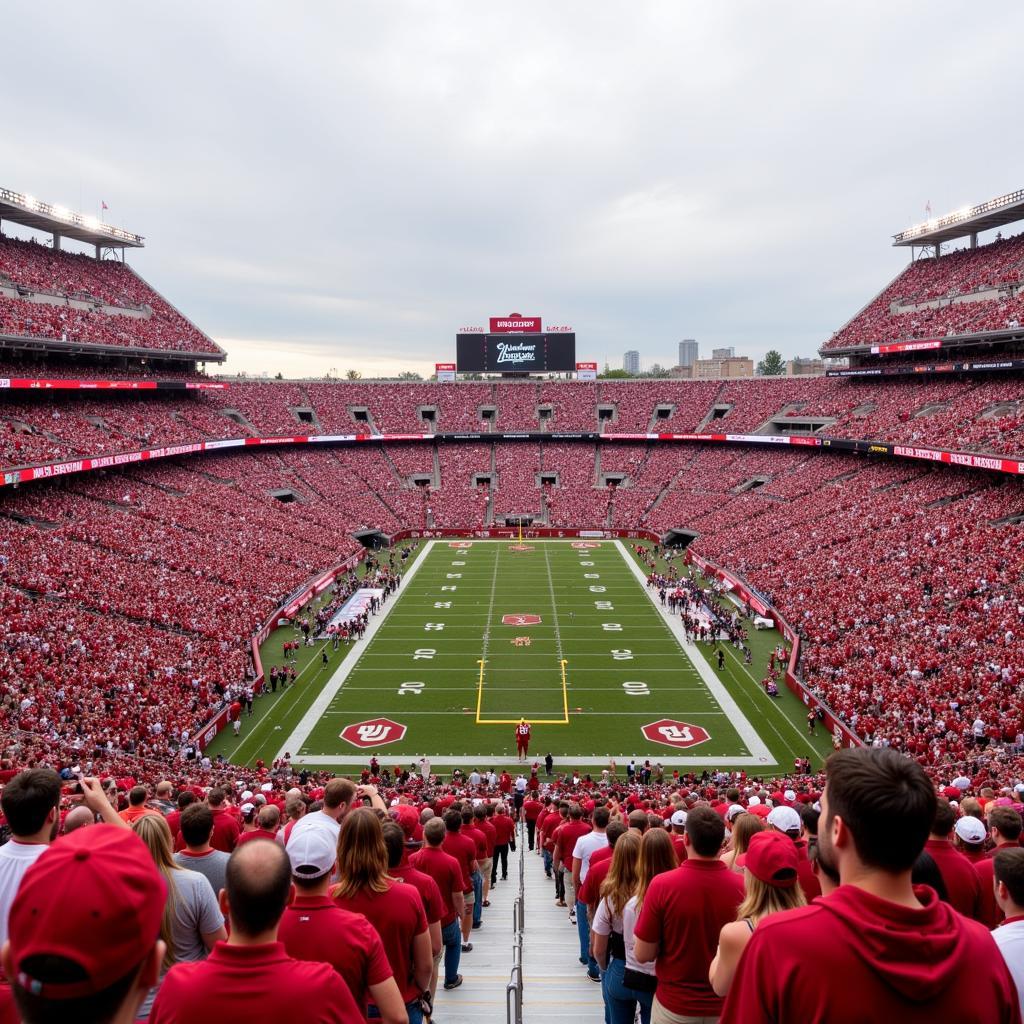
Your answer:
[720,812,765,872]
[331,807,432,1024]
[709,830,806,996]
[132,813,226,1018]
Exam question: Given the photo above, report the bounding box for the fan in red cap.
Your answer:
[709,831,806,998]
[1,824,167,1023]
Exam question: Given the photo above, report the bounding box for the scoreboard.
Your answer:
[456,333,576,373]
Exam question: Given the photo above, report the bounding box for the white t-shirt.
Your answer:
[572,831,608,882]
[993,919,1024,1019]
[0,842,50,947]
[592,894,655,977]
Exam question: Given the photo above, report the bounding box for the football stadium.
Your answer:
[3,6,1024,1024]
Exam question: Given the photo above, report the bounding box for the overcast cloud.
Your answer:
[4,2,1023,377]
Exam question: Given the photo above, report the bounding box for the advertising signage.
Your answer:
[456,333,576,373]
[489,315,542,333]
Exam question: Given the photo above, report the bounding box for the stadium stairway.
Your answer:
[433,827,604,1024]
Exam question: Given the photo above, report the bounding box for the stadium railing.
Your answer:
[506,820,525,1024]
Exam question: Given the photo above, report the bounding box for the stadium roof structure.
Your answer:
[893,187,1024,248]
[0,186,144,250]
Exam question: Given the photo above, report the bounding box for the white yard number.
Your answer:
[622,681,649,696]
[589,585,606,593]
[579,561,594,566]
[434,601,452,609]
[424,623,445,631]
[611,649,633,660]
[399,681,426,695]
[602,623,623,631]
[584,573,600,579]
[413,648,436,660]
[594,601,614,610]
[442,585,457,591]
[446,573,462,579]
[451,561,465,566]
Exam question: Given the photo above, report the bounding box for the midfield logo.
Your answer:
[340,717,407,748]
[502,614,541,625]
[641,719,710,749]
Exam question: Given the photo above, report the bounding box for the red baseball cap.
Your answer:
[392,805,423,844]
[8,825,167,999]
[737,830,799,888]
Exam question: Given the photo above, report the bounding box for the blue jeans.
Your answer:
[369,1001,422,1024]
[471,870,483,926]
[603,957,653,1024]
[577,899,598,975]
[441,918,462,985]
[542,849,553,876]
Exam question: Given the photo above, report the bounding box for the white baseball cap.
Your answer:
[725,804,746,822]
[287,827,337,879]
[954,816,986,845]
[767,805,802,834]
[670,810,688,827]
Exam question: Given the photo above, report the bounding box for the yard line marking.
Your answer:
[475,546,502,722]
[293,754,772,767]
[614,540,775,765]
[273,539,435,761]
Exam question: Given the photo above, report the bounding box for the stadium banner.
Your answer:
[870,340,943,355]
[0,377,225,390]
[435,362,456,383]
[827,357,1024,378]
[576,361,598,381]
[489,315,542,333]
[688,551,862,750]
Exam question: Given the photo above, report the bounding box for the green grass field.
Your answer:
[207,539,834,775]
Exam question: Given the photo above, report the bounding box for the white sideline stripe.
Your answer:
[291,754,771,767]
[614,540,777,766]
[274,540,436,761]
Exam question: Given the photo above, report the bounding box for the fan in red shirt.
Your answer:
[331,808,432,1021]
[151,839,360,1023]
[278,827,406,1024]
[720,748,1021,1024]
[515,719,531,761]
[382,818,444,963]
[923,798,984,921]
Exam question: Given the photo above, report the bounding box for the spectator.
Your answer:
[720,812,764,873]
[203,789,240,853]
[62,804,97,835]
[924,798,983,920]
[235,805,280,846]
[441,808,477,954]
[1,825,167,1024]
[412,816,467,998]
[119,786,159,825]
[132,815,226,1018]
[993,848,1024,1019]
[286,777,356,847]
[381,818,443,963]
[0,768,61,947]
[278,826,406,1024]
[709,830,806,997]
[150,840,359,1022]
[173,803,231,898]
[720,747,1020,1023]
[764,804,821,902]
[572,805,610,982]
[331,808,432,1024]
[633,805,745,1022]
[978,808,1024,928]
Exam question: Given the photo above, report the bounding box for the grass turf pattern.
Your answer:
[208,539,835,773]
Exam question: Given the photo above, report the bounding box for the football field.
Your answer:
[214,539,831,772]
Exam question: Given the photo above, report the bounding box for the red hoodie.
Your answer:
[720,885,1021,1024]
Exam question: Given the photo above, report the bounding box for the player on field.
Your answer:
[515,719,532,762]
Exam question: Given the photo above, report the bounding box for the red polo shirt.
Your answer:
[235,828,278,847]
[578,851,612,908]
[477,817,497,856]
[523,799,544,822]
[442,829,476,891]
[924,838,983,920]
[634,859,745,1017]
[392,857,445,925]
[492,814,516,845]
[332,881,428,1002]
[278,893,392,1010]
[463,823,488,861]
[412,845,465,926]
[149,940,359,1023]
[208,806,241,853]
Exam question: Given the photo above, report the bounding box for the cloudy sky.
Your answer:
[6,3,1024,377]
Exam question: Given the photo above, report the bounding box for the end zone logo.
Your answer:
[571,541,601,549]
[502,614,541,625]
[340,717,407,748]
[641,719,710,749]
[448,541,473,548]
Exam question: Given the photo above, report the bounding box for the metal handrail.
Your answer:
[506,822,527,1024]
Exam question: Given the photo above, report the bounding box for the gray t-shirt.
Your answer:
[174,848,229,898]
[139,867,223,1018]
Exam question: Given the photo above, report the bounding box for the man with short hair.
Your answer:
[993,847,1024,1018]
[174,803,231,897]
[442,809,478,953]
[0,768,62,948]
[150,840,360,1021]
[554,805,591,926]
[634,805,743,1023]
[1,825,167,1024]
[204,788,241,853]
[235,805,281,846]
[978,807,1024,927]
[924,797,983,920]
[720,747,1020,1023]
[286,777,356,847]
[382,821,443,959]
[153,781,176,816]
[413,817,467,996]
[572,806,609,982]
[491,803,515,885]
[278,827,405,1023]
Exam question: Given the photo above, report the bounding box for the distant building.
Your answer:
[623,350,640,375]
[787,357,825,376]
[678,339,698,368]
[694,356,753,379]
[711,347,735,360]
[669,364,694,378]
